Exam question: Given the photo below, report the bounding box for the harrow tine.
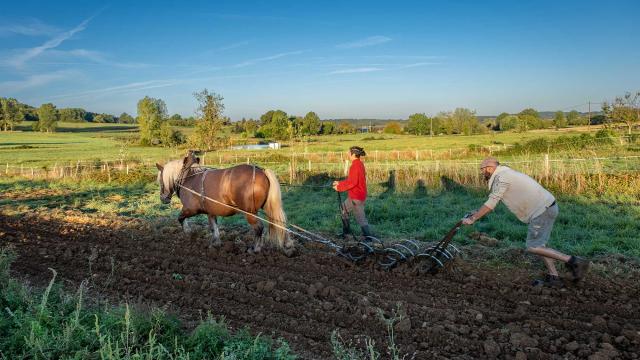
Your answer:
[384,247,408,261]
[447,243,462,255]
[425,245,453,260]
[415,253,445,272]
[393,243,416,257]
[400,239,420,252]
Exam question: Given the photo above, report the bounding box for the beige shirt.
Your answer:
[484,165,556,223]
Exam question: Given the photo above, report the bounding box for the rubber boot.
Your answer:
[361,225,375,242]
[337,218,351,239]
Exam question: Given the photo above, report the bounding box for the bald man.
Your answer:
[462,157,589,287]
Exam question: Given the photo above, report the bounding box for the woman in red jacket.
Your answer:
[332,146,374,240]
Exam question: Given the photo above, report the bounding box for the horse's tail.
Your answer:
[263,169,290,249]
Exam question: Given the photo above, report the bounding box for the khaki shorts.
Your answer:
[342,198,368,227]
[526,203,559,248]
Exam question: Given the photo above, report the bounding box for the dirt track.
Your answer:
[2,212,639,359]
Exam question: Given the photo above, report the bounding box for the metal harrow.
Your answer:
[335,218,465,273]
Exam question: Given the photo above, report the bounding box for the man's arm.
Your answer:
[463,174,510,225]
[462,205,493,225]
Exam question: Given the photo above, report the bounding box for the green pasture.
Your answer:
[1,176,638,260]
[0,121,633,169]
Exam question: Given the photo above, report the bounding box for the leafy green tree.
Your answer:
[0,98,23,131]
[118,112,135,124]
[258,110,289,140]
[498,115,519,131]
[383,121,403,134]
[93,113,117,123]
[406,113,431,135]
[189,89,225,150]
[496,112,509,123]
[301,111,321,135]
[137,96,167,145]
[553,111,567,129]
[321,121,335,135]
[337,121,355,134]
[35,103,58,132]
[160,122,185,147]
[450,108,481,135]
[59,108,86,123]
[519,108,539,119]
[605,91,640,135]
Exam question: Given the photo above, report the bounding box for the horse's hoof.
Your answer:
[283,246,297,257]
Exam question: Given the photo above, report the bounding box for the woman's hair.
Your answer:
[350,146,366,157]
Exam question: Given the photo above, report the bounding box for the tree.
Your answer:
[519,108,539,119]
[566,110,585,126]
[0,98,23,131]
[449,108,481,135]
[496,112,509,123]
[119,112,135,124]
[604,91,640,135]
[160,122,185,147]
[35,103,58,132]
[93,113,116,123]
[498,115,519,131]
[137,96,167,145]
[321,121,335,135]
[406,113,431,135]
[337,121,355,134]
[383,121,403,134]
[59,108,86,123]
[188,89,226,150]
[257,110,289,140]
[553,111,567,129]
[301,111,321,135]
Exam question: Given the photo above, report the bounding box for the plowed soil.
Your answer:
[2,212,639,359]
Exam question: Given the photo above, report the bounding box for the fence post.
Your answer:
[308,159,311,172]
[544,153,550,180]
[415,150,419,161]
[5,163,8,175]
[344,160,349,176]
[31,168,34,179]
[375,150,378,162]
[107,162,111,183]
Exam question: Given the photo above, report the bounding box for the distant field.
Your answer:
[0,121,620,168]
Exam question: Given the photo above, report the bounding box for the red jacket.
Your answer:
[337,158,367,201]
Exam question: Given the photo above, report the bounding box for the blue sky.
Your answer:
[1,0,639,119]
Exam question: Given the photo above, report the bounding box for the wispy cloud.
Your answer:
[0,70,77,93]
[329,67,383,75]
[398,62,439,69]
[231,50,306,68]
[217,40,250,51]
[336,36,391,49]
[8,16,94,68]
[51,80,178,100]
[0,18,60,37]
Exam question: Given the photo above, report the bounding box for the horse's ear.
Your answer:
[182,156,190,165]
[195,157,201,164]
[156,163,164,171]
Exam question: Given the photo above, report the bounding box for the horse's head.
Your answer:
[156,162,173,204]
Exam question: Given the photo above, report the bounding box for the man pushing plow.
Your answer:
[462,157,590,287]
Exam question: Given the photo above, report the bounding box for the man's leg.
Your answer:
[527,203,590,283]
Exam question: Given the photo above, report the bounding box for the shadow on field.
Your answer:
[56,125,137,133]
[0,181,149,213]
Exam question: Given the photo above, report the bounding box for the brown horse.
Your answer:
[156,154,294,255]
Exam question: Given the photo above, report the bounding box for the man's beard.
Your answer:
[483,172,491,181]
